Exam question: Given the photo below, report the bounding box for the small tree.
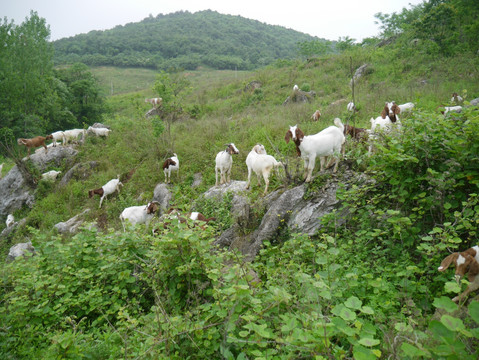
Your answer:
[152,70,190,151]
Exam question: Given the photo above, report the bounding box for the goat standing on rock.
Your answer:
[285,118,345,182]
[215,143,239,186]
[17,135,53,156]
[245,144,283,195]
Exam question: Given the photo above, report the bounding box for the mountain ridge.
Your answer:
[53,10,332,70]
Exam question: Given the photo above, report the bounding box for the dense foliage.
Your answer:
[53,10,330,70]
[0,11,107,143]
[1,0,479,358]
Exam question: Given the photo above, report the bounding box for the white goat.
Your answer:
[245,144,282,195]
[397,102,415,113]
[87,126,111,137]
[163,154,179,183]
[6,214,14,228]
[285,118,345,182]
[50,131,65,146]
[120,201,160,231]
[293,84,299,91]
[370,102,402,132]
[347,102,356,112]
[88,176,123,208]
[215,143,239,186]
[443,106,462,116]
[63,129,86,145]
[41,170,62,181]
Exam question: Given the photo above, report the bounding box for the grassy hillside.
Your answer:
[2,43,479,358]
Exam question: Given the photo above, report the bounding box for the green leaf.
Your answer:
[353,344,378,360]
[468,301,479,323]
[444,281,461,294]
[345,296,362,310]
[358,337,380,347]
[401,343,430,358]
[360,306,375,315]
[440,315,465,332]
[433,296,459,313]
[332,304,357,322]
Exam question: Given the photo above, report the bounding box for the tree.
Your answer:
[152,71,191,150]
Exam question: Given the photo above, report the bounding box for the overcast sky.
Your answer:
[2,0,424,42]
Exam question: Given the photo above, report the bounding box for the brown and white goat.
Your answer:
[17,135,53,156]
[311,110,321,122]
[158,208,216,231]
[438,245,479,303]
[145,97,162,107]
[163,153,179,183]
[215,143,239,186]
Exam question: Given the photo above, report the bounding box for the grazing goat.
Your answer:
[50,131,65,146]
[293,84,299,92]
[451,92,463,104]
[343,124,368,141]
[285,119,345,182]
[163,153,179,184]
[245,144,282,195]
[63,129,86,145]
[347,102,356,112]
[438,245,479,303]
[6,214,14,228]
[145,98,162,107]
[88,176,123,208]
[161,208,216,230]
[41,170,62,181]
[120,201,160,232]
[370,102,402,132]
[442,106,462,116]
[17,135,53,156]
[87,126,111,137]
[397,102,415,113]
[311,110,321,122]
[215,143,239,186]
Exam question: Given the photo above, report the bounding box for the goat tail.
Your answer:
[334,118,344,132]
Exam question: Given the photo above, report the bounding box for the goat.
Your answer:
[50,131,65,146]
[285,119,345,182]
[0,163,3,179]
[145,98,162,107]
[87,126,111,137]
[88,176,123,208]
[442,106,462,116]
[215,143,239,186]
[120,201,160,232]
[163,153,179,184]
[451,92,464,104]
[293,84,299,92]
[370,102,402,132]
[41,170,62,181]
[397,102,415,113]
[343,124,368,142]
[63,129,86,145]
[438,245,479,303]
[347,102,356,112]
[160,208,216,231]
[311,110,321,122]
[245,144,282,195]
[6,214,14,228]
[17,135,53,156]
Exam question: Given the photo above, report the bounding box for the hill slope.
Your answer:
[53,10,330,70]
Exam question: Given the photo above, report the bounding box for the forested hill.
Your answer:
[53,10,329,70]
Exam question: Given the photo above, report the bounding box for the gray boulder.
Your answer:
[152,183,173,214]
[470,97,479,106]
[7,241,35,262]
[0,146,78,217]
[54,209,92,234]
[59,161,99,186]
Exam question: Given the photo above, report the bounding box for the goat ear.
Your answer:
[438,253,458,271]
[296,128,304,140]
[285,131,291,144]
[381,108,387,119]
[394,105,401,115]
